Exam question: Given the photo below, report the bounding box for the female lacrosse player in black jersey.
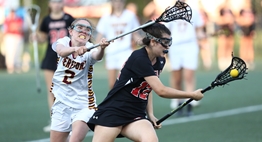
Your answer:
[88,22,204,142]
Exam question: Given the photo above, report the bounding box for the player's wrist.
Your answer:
[72,47,77,53]
[100,45,106,50]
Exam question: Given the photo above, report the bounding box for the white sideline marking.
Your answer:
[27,105,262,142]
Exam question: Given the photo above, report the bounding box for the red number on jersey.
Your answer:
[50,29,68,44]
[131,81,152,100]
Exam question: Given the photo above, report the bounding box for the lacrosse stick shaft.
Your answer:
[87,0,192,50]
[27,5,41,93]
[32,32,41,93]
[155,56,248,125]
[87,21,156,50]
[156,86,212,125]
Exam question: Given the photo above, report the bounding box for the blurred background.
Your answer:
[1,0,262,72]
[0,0,262,142]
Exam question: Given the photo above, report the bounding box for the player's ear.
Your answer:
[150,39,157,46]
[68,29,73,36]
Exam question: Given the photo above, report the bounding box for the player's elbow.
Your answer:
[56,49,65,57]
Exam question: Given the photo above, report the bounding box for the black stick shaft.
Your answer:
[156,86,212,125]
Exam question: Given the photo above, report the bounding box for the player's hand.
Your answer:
[29,33,37,42]
[72,46,88,58]
[192,89,204,101]
[100,38,110,49]
[149,115,161,129]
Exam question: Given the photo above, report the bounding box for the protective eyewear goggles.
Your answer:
[71,24,92,35]
[146,33,172,48]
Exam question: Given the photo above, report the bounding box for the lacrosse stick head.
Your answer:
[211,56,248,87]
[26,5,41,32]
[155,0,192,23]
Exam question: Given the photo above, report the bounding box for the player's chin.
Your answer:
[159,53,166,57]
[78,39,88,45]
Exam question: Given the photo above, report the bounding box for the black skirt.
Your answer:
[41,49,58,71]
[87,108,147,138]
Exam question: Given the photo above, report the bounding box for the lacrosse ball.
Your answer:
[230,69,239,77]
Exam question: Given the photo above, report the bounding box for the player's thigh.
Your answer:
[121,119,158,142]
[50,130,69,142]
[72,108,95,123]
[183,68,195,81]
[43,69,55,87]
[50,102,70,142]
[70,121,89,141]
[107,69,118,80]
[92,125,122,142]
[71,108,95,140]
[50,101,71,132]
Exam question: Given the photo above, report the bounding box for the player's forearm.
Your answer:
[146,76,194,99]
[156,86,194,99]
[56,45,76,57]
[92,46,105,60]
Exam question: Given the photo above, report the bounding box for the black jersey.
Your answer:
[88,47,165,130]
[40,13,74,71]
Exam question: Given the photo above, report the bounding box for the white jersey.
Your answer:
[51,36,98,109]
[165,8,203,46]
[166,8,204,70]
[96,9,140,55]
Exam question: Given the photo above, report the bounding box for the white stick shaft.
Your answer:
[87,21,156,50]
[27,5,41,92]
[32,32,41,92]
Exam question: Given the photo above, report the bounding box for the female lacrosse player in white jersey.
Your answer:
[165,0,204,116]
[50,18,109,142]
[96,0,141,89]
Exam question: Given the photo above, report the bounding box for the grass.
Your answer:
[1,30,262,141]
[0,58,262,142]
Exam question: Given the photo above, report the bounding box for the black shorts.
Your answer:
[240,24,255,37]
[41,50,58,72]
[87,109,148,138]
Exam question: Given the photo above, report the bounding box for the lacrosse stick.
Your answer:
[87,0,192,50]
[156,54,248,125]
[26,5,41,93]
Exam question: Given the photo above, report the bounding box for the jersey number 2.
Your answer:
[62,70,75,84]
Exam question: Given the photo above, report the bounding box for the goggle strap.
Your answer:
[146,33,172,48]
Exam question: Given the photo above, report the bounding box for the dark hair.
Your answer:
[141,21,171,46]
[220,8,232,16]
[110,0,126,15]
[240,9,255,16]
[48,2,63,14]
[68,18,93,43]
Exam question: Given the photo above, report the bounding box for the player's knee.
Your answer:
[69,135,85,142]
[139,134,158,142]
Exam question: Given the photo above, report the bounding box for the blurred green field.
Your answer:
[0,57,262,142]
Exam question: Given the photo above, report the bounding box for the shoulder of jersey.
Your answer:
[63,14,72,20]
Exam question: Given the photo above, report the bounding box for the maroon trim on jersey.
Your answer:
[69,40,72,46]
